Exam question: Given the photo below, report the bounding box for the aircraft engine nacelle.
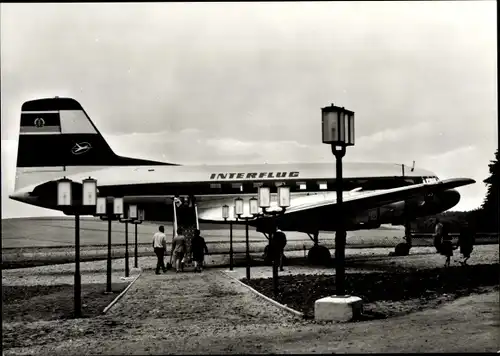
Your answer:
[353,204,395,226]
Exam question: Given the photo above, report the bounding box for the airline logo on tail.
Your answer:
[71,142,92,155]
[34,118,45,128]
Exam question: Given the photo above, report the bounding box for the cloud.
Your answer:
[1,2,496,217]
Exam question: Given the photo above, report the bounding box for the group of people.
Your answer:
[153,218,475,272]
[153,226,208,274]
[433,218,475,267]
[153,225,288,274]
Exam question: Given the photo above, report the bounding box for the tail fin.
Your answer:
[15,97,174,191]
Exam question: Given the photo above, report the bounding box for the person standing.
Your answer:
[440,222,453,267]
[191,229,208,272]
[272,228,287,272]
[456,222,475,265]
[152,226,167,275]
[172,227,186,273]
[433,218,444,254]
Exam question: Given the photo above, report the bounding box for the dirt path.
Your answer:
[3,268,499,355]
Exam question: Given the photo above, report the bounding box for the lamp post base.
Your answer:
[314,295,363,322]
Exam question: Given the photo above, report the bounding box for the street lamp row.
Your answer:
[56,177,145,318]
[222,186,291,219]
[221,186,290,284]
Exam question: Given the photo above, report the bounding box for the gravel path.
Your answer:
[3,269,303,355]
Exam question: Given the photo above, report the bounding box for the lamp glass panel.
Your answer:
[322,110,340,143]
[113,198,124,215]
[235,198,244,215]
[249,198,259,215]
[138,209,145,221]
[222,205,229,219]
[278,186,290,207]
[338,112,346,143]
[57,181,72,206]
[348,114,355,145]
[258,187,271,207]
[343,112,350,145]
[82,180,97,206]
[129,204,138,219]
[96,197,107,215]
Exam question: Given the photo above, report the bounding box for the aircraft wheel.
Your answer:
[307,245,331,266]
[393,243,410,256]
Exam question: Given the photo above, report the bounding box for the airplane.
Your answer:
[10,97,475,261]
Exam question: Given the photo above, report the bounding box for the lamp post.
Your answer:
[113,198,124,279]
[133,208,145,269]
[127,204,139,269]
[258,186,290,298]
[321,103,355,297]
[57,176,97,318]
[222,204,233,271]
[117,200,131,278]
[235,197,249,279]
[95,196,113,293]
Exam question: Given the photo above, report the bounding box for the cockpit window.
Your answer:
[423,176,439,184]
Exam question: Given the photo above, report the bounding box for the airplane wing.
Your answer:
[260,178,474,226]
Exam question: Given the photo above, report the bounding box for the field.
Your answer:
[2,216,408,248]
[3,217,498,269]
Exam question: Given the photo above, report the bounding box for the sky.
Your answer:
[1,2,497,219]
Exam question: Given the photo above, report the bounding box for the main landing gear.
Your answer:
[390,220,413,256]
[306,232,331,266]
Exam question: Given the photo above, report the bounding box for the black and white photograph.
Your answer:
[1,2,498,354]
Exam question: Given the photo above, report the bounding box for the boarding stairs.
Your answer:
[172,196,199,267]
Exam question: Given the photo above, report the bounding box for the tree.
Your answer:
[479,150,499,232]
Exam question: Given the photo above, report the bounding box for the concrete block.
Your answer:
[314,295,363,322]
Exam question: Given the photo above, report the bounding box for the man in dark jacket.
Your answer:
[433,218,444,254]
[272,228,287,271]
[191,229,208,272]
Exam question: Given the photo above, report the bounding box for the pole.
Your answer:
[272,230,279,298]
[74,213,82,318]
[134,223,138,268]
[245,218,250,280]
[333,145,346,297]
[125,221,130,277]
[229,221,234,271]
[106,216,112,293]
